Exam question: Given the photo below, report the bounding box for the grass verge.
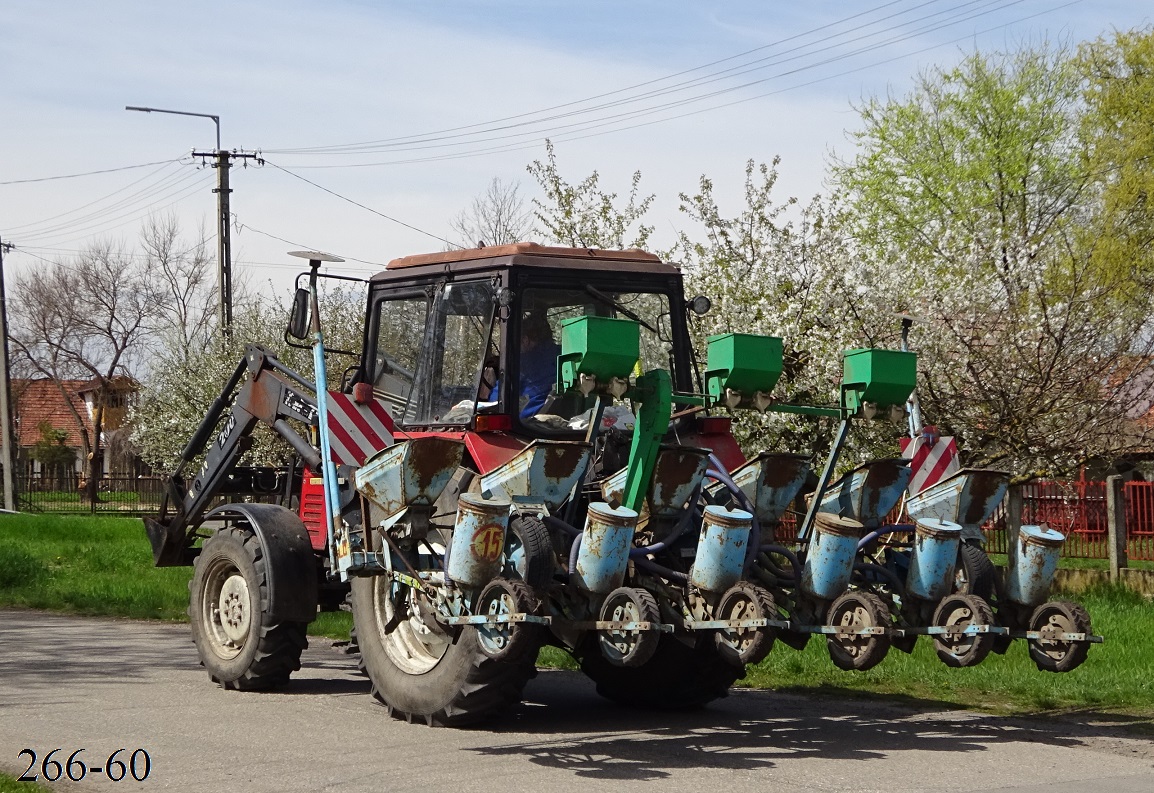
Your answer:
[0,770,50,792]
[0,514,345,639]
[1,514,1150,715]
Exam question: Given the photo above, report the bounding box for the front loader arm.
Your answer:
[144,344,325,566]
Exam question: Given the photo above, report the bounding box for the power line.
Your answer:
[234,222,386,270]
[17,172,215,247]
[266,0,1032,161]
[15,235,217,262]
[3,160,190,234]
[13,167,208,241]
[266,0,928,154]
[0,158,185,186]
[327,0,1010,160]
[270,0,1048,171]
[263,160,459,248]
[267,0,1042,169]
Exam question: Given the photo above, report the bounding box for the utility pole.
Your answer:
[0,238,16,511]
[189,147,261,332]
[126,106,261,334]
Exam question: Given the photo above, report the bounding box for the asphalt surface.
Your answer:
[1,609,1152,792]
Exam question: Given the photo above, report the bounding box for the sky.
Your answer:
[1,0,1151,295]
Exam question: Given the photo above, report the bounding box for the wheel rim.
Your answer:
[374,576,450,675]
[835,603,872,659]
[715,584,774,666]
[932,593,994,666]
[201,558,250,660]
[1030,603,1085,666]
[603,596,642,660]
[939,599,979,655]
[476,584,516,657]
[599,588,659,667]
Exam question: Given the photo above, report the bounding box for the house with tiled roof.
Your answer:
[13,376,143,487]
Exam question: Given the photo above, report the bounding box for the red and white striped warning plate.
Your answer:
[900,434,960,496]
[325,391,395,466]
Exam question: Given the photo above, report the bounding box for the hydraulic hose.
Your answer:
[633,556,689,583]
[567,533,582,576]
[760,543,803,587]
[628,483,701,558]
[854,561,905,595]
[858,524,915,550]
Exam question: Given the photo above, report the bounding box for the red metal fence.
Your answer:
[1019,480,1110,560]
[1125,481,1154,562]
[983,479,1154,562]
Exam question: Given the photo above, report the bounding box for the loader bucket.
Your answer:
[816,458,911,527]
[355,437,465,518]
[144,516,190,567]
[479,440,591,513]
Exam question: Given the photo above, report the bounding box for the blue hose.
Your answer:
[858,524,916,550]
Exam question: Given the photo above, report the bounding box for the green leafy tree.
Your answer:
[31,421,77,489]
[526,140,655,249]
[1077,27,1154,293]
[833,43,1154,477]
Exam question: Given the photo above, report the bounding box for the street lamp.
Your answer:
[125,105,220,152]
[126,104,232,331]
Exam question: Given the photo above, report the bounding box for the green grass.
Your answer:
[0,514,193,620]
[1058,556,1154,571]
[0,770,51,792]
[0,514,343,639]
[738,584,1154,715]
[310,610,354,639]
[984,552,1154,572]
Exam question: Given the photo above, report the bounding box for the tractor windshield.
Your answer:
[370,280,496,426]
[517,286,673,431]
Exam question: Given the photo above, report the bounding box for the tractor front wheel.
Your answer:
[189,526,308,690]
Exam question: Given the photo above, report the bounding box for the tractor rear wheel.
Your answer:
[350,574,537,727]
[189,526,308,690]
[580,633,743,709]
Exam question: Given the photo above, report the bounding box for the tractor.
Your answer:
[145,243,1099,727]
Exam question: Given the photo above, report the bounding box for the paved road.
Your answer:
[1,610,1152,793]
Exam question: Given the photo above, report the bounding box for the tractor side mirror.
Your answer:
[287,288,310,340]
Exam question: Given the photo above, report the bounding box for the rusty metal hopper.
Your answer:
[816,458,911,527]
[354,437,464,518]
[480,440,591,513]
[601,444,711,520]
[906,468,1010,529]
[709,452,811,525]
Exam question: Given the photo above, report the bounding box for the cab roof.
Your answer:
[372,242,678,281]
